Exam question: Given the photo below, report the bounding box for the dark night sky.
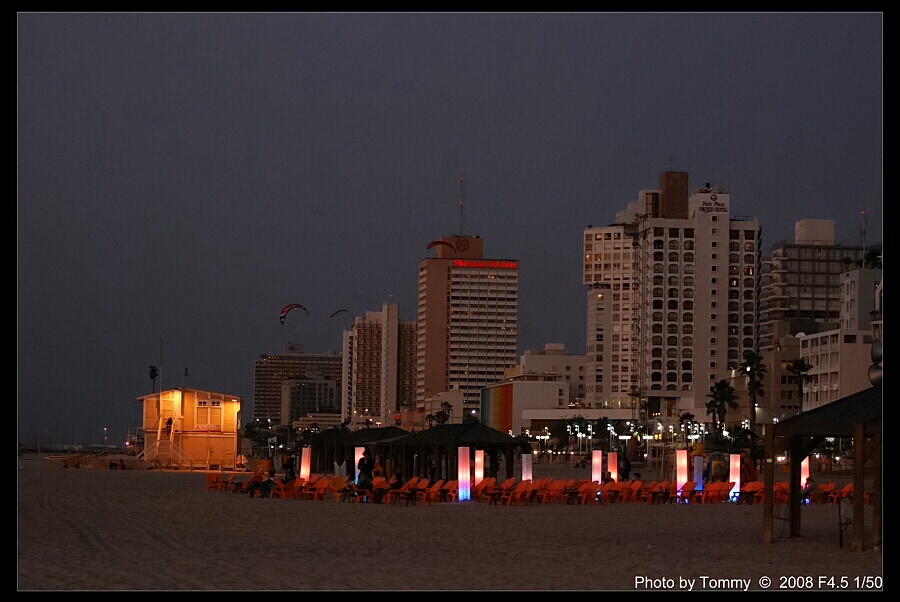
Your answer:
[17,12,882,445]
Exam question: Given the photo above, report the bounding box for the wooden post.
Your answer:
[853,422,864,551]
[763,426,774,543]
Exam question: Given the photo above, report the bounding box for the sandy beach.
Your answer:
[17,454,882,592]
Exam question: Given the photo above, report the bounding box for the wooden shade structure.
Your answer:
[765,385,881,551]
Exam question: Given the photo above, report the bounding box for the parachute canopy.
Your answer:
[279,303,308,324]
[330,309,350,319]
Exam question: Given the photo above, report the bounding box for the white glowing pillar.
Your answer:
[474,450,484,485]
[591,450,603,483]
[457,447,471,501]
[521,452,532,481]
[694,454,705,490]
[607,451,618,482]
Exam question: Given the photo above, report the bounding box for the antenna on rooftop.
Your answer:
[458,177,465,237]
[860,210,868,253]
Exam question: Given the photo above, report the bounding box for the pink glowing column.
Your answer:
[801,456,810,486]
[299,446,311,482]
[457,447,471,501]
[521,452,532,481]
[607,451,618,482]
[474,450,484,485]
[591,450,603,483]
[729,453,741,501]
[675,449,688,491]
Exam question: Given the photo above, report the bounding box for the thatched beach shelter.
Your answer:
[388,422,526,483]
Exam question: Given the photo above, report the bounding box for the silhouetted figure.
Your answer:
[357,449,375,492]
[282,454,296,482]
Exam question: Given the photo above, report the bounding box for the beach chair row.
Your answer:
[205,472,460,504]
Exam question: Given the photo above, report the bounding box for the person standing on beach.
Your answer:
[620,454,632,480]
[357,449,375,491]
[282,453,296,483]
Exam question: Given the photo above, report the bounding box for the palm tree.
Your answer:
[706,379,738,438]
[863,249,882,269]
[739,349,766,436]
[678,412,695,449]
[786,358,814,413]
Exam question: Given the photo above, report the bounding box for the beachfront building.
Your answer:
[758,219,876,354]
[584,171,761,434]
[417,235,519,426]
[505,343,586,405]
[481,372,576,435]
[755,220,881,420]
[338,303,417,430]
[481,343,593,430]
[253,348,342,426]
[135,388,242,470]
[795,266,882,411]
[280,374,340,426]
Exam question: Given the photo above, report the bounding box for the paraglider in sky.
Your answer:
[427,240,456,252]
[279,303,308,324]
[330,309,350,319]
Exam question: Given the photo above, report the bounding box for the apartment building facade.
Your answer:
[758,218,875,354]
[252,347,342,425]
[339,303,417,430]
[584,171,761,429]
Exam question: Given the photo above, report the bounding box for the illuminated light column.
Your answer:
[694,455,705,491]
[591,450,603,483]
[457,447,471,501]
[801,456,810,487]
[729,453,742,501]
[474,450,484,485]
[354,447,365,484]
[675,449,689,491]
[521,452,532,481]
[607,451,618,483]
[299,446,312,481]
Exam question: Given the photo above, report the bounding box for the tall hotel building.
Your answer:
[417,235,519,419]
[583,171,761,426]
[340,303,417,429]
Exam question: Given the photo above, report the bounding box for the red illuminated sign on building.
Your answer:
[452,259,518,269]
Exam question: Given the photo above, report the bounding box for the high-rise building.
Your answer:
[758,219,878,354]
[252,347,342,425]
[339,303,417,429]
[584,172,761,429]
[417,235,519,421]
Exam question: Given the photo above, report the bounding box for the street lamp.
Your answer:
[643,434,653,460]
